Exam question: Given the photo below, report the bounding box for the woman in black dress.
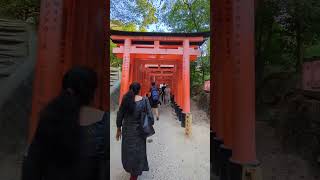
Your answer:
[22,66,108,180]
[116,82,154,180]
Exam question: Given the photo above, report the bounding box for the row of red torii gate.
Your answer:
[27,0,260,179]
[111,30,209,113]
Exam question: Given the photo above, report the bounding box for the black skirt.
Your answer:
[116,97,155,176]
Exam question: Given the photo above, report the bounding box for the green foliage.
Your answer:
[0,0,40,22]
[110,1,158,67]
[111,20,139,31]
[110,0,211,86]
[256,0,320,89]
[278,0,320,72]
[110,20,141,68]
[135,0,158,31]
[191,54,210,86]
[161,0,210,87]
[110,41,122,67]
[305,43,320,58]
[110,0,158,31]
[162,0,210,32]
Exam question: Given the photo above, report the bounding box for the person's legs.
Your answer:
[130,175,138,180]
[152,108,159,120]
[166,95,169,104]
[156,108,159,120]
[152,108,156,116]
[162,93,165,104]
[164,95,168,104]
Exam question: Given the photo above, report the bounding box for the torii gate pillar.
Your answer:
[182,39,191,113]
[28,0,109,143]
[119,39,131,102]
[229,0,261,178]
[211,0,262,179]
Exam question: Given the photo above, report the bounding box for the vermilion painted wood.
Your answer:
[222,0,233,149]
[182,39,191,113]
[147,74,174,77]
[116,54,198,61]
[29,0,108,143]
[214,0,224,140]
[112,36,204,113]
[119,39,131,103]
[29,0,66,143]
[178,62,183,108]
[133,59,178,96]
[113,46,200,56]
[30,0,258,164]
[230,0,257,163]
[111,35,204,42]
[68,0,108,111]
[210,0,216,132]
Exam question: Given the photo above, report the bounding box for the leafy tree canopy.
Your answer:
[161,0,210,33]
[158,0,211,85]
[111,0,158,31]
[0,0,40,22]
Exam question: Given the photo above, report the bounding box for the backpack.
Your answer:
[151,87,159,102]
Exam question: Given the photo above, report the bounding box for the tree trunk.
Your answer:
[295,23,303,73]
[202,63,205,84]
[294,15,304,89]
[255,0,266,91]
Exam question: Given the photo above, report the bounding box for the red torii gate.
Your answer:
[111,30,209,113]
[28,0,260,179]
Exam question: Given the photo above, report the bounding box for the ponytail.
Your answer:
[120,82,141,115]
[121,89,135,114]
[36,89,81,165]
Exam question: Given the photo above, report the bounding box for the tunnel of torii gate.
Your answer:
[27,0,260,179]
[111,30,209,113]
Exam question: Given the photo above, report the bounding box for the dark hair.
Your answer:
[151,82,155,86]
[120,82,141,114]
[35,66,97,165]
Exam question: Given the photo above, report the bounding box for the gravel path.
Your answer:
[110,104,211,180]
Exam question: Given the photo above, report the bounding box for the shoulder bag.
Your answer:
[140,97,155,138]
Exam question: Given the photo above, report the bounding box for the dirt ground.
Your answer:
[256,121,320,180]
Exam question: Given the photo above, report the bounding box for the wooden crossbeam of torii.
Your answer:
[113,46,200,56]
[148,73,174,77]
[145,68,176,73]
[111,35,204,42]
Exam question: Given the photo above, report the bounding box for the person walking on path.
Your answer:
[116,82,154,180]
[161,84,166,105]
[164,84,171,105]
[22,66,108,180]
[149,82,160,120]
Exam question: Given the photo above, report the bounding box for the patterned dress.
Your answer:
[116,97,154,176]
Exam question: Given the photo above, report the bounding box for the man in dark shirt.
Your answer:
[149,82,160,120]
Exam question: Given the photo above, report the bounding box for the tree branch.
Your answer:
[183,0,200,32]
